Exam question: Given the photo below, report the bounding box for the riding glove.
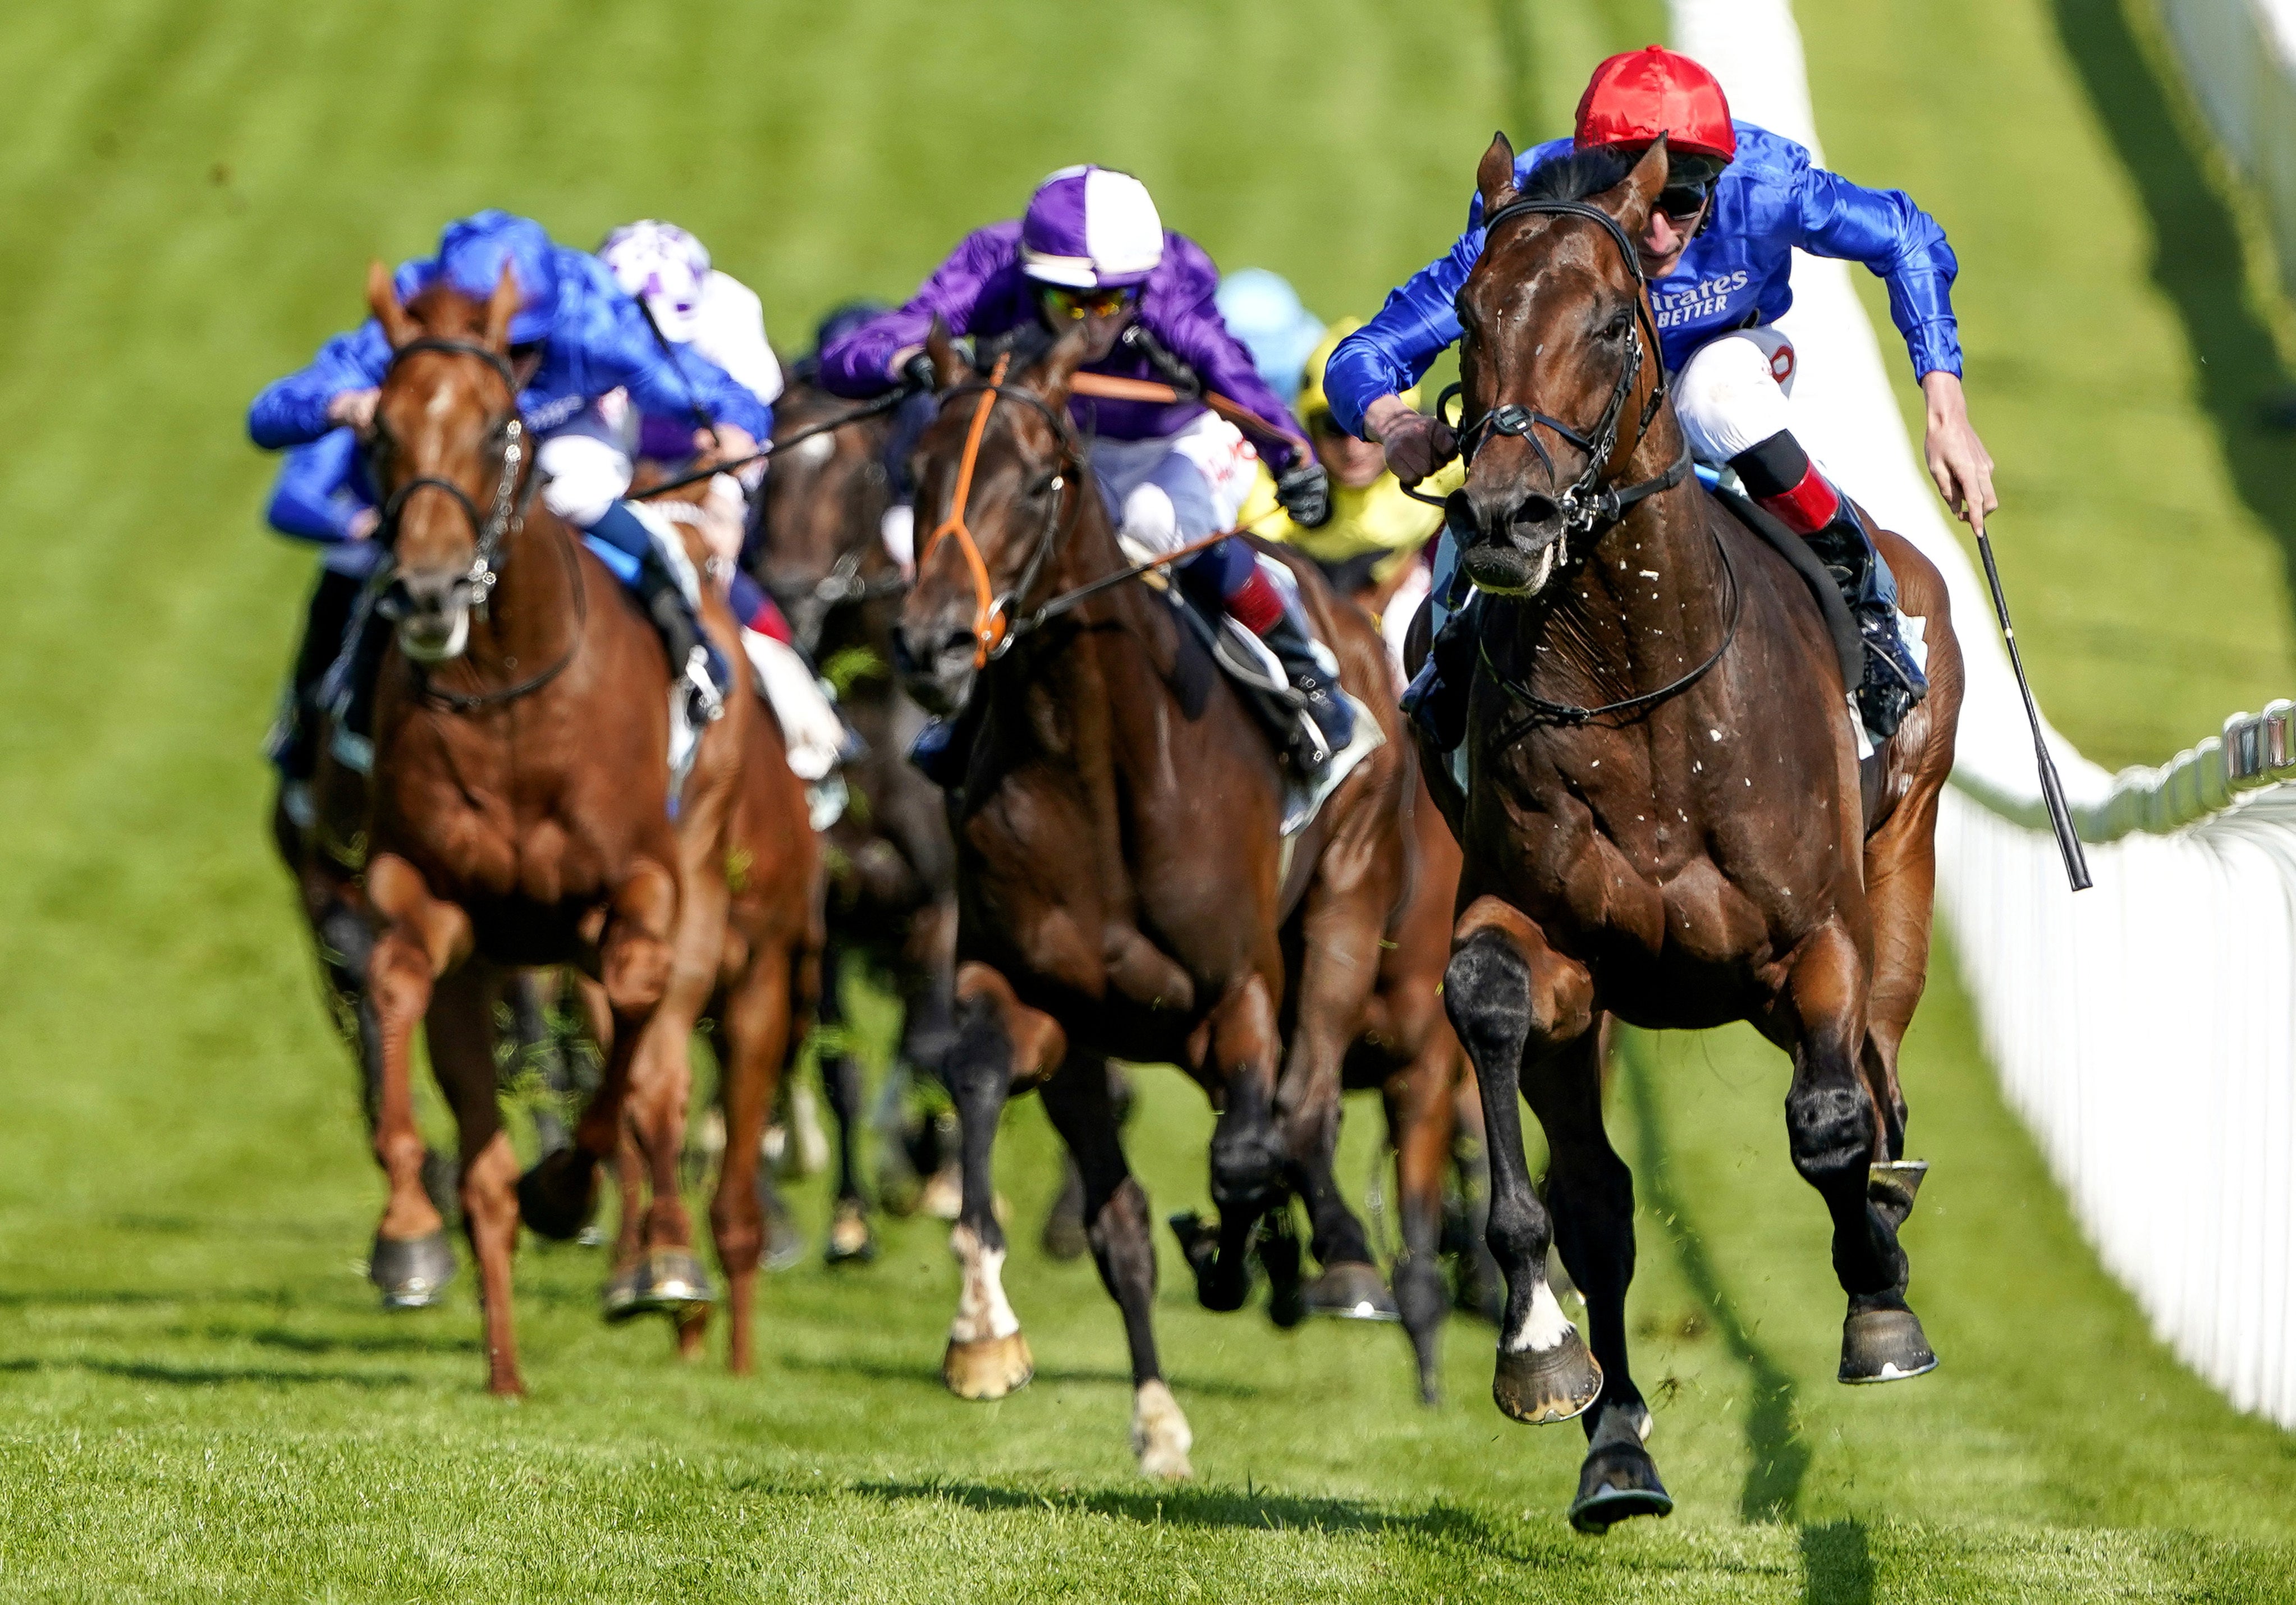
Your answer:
[1378,410,1459,485]
[1275,462,1333,529]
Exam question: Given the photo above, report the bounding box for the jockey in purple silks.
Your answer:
[818,164,1353,782]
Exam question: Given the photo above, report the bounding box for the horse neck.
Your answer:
[464,505,578,673]
[1502,415,1722,713]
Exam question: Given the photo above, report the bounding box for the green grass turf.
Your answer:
[2,0,2294,1598]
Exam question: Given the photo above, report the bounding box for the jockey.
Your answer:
[1239,318,1466,680]
[1326,45,1999,746]
[818,164,1353,780]
[1215,268,1328,404]
[259,428,382,812]
[248,209,772,733]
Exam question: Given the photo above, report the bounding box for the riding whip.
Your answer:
[1974,522,2092,891]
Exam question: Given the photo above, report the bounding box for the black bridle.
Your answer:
[373,337,580,711]
[1446,195,1736,729]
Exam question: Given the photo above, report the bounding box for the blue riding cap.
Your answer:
[428,210,562,344]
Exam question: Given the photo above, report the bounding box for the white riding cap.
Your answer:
[600,220,712,342]
[1020,166,1165,290]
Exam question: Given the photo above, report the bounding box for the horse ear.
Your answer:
[1034,322,1093,400]
[482,264,521,352]
[1602,136,1671,236]
[365,259,418,348]
[1477,131,1519,219]
[925,315,966,389]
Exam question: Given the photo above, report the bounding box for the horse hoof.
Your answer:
[943,1332,1034,1400]
[516,1149,598,1242]
[1303,1262,1401,1323]
[419,1148,462,1226]
[824,1203,877,1266]
[1839,1303,1938,1384]
[1868,1159,1929,1229]
[1492,1330,1603,1424]
[601,1249,714,1324]
[1130,1379,1194,1480]
[369,1231,455,1310]
[1167,1212,1248,1313]
[1569,1443,1674,1533]
[760,1213,806,1273]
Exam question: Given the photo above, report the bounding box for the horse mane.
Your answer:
[1514,145,1639,208]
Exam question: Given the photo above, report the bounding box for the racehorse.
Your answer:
[354,266,808,1392]
[892,322,1412,1476]
[1426,136,1964,1529]
[751,374,961,1257]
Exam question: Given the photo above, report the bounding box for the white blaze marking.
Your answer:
[1505,1280,1575,1354]
[948,1223,1020,1342]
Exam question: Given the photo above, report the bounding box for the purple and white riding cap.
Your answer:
[1020,166,1164,290]
[599,220,711,342]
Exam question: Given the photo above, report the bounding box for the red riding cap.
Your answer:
[1573,45,1736,163]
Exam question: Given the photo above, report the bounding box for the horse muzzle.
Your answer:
[389,570,473,664]
[1451,485,1568,599]
[890,618,977,717]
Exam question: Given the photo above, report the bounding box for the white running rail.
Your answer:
[1670,0,2296,1428]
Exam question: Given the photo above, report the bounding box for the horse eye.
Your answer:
[1603,311,1632,340]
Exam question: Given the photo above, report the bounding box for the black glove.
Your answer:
[1275,462,1332,529]
[900,351,940,395]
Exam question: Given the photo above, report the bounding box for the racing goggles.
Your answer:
[1307,410,1353,441]
[1654,153,1727,222]
[1039,284,1140,321]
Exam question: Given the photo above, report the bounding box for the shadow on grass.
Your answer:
[1800,1517,1875,1604]
[1,1355,418,1388]
[1620,1033,1810,1524]
[2050,0,2296,597]
[854,1477,1523,1553]
[777,1352,1263,1400]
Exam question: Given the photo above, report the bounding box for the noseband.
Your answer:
[920,352,1084,667]
[375,337,540,614]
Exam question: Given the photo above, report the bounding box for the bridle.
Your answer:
[918,352,1087,667]
[1448,194,1738,729]
[372,336,582,711]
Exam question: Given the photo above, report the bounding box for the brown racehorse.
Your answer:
[354,267,807,1392]
[893,322,1412,1476]
[753,375,960,1257]
[1425,137,1964,1529]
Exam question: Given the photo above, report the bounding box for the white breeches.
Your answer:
[1088,412,1258,556]
[536,403,636,530]
[1670,325,1799,467]
[741,630,844,782]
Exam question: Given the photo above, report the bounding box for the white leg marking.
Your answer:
[1131,1379,1194,1480]
[1504,1280,1577,1354]
[948,1223,1020,1343]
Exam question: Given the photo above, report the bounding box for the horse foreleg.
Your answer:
[1041,1051,1190,1480]
[427,959,524,1396]
[1779,923,1937,1386]
[521,860,677,1241]
[815,944,875,1264]
[1188,974,1285,1315]
[1274,904,1385,1297]
[1523,1027,1670,1530]
[1444,895,1602,1429]
[710,943,794,1375]
[1383,1029,1460,1404]
[363,854,471,1310]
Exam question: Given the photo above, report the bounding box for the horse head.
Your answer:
[363,261,526,664]
[753,378,895,654]
[1452,133,1672,597]
[892,317,1089,714]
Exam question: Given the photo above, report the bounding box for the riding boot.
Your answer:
[634,543,730,727]
[1400,595,1477,755]
[1807,503,1928,741]
[322,586,398,774]
[908,694,988,790]
[1258,607,1354,779]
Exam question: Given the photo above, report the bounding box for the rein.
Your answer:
[626,388,910,502]
[375,336,584,712]
[1446,193,1731,730]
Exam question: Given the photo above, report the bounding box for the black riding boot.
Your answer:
[1808,505,1927,741]
[1400,593,1477,756]
[270,568,366,782]
[325,588,398,772]
[634,546,730,727]
[1259,609,1354,779]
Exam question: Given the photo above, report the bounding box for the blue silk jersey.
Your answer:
[248,225,771,451]
[1324,121,1962,438]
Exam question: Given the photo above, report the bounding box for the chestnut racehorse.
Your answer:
[1427,137,1964,1529]
[355,268,811,1392]
[893,323,1415,1475]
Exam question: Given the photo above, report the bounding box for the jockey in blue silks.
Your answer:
[248,209,773,751]
[818,164,1352,782]
[1325,45,1999,748]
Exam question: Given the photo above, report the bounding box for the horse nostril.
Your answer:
[1516,494,1560,529]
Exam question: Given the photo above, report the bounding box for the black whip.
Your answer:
[1974,523,2092,891]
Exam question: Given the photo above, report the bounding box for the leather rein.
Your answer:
[1454,196,1738,730]
[374,337,583,712]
